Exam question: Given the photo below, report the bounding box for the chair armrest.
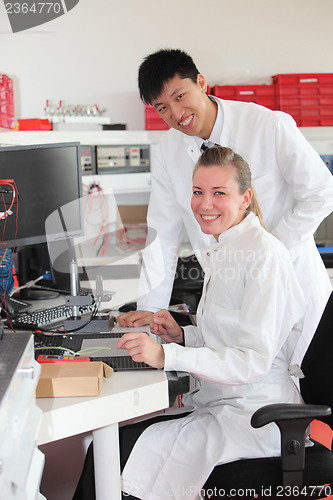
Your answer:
[251,403,331,429]
[250,403,332,488]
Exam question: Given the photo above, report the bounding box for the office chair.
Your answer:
[203,292,333,499]
[171,255,204,313]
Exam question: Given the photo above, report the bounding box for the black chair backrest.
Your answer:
[300,292,333,429]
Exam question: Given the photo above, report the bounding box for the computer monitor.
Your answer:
[0,142,83,299]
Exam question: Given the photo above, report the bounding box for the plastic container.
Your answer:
[145,105,170,130]
[211,84,277,110]
[273,73,333,126]
[17,118,52,131]
[0,74,13,91]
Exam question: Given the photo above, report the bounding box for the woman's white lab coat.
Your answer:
[137,98,333,366]
[122,214,306,500]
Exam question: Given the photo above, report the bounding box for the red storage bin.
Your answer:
[5,117,15,129]
[211,84,277,110]
[0,114,14,129]
[0,75,14,128]
[6,90,14,105]
[273,73,333,126]
[0,103,14,117]
[17,118,52,131]
[145,105,170,130]
[0,74,13,90]
[0,102,7,114]
[0,86,6,103]
[0,113,6,127]
[273,73,333,91]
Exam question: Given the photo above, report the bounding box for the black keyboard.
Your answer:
[7,303,96,331]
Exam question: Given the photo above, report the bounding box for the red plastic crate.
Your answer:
[145,105,170,130]
[5,117,15,129]
[0,114,15,129]
[273,73,333,126]
[284,107,333,118]
[273,74,333,101]
[7,104,14,117]
[281,110,333,127]
[145,118,170,130]
[0,102,14,117]
[273,73,333,88]
[279,95,333,107]
[0,86,6,103]
[0,74,13,91]
[0,75,14,128]
[211,84,277,110]
[6,91,14,105]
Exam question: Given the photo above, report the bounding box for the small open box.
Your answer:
[36,362,113,398]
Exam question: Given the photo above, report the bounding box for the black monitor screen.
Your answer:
[0,142,83,248]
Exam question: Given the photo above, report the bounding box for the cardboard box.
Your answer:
[36,362,113,398]
[118,204,148,224]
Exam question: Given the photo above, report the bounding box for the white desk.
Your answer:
[32,273,169,500]
[37,369,169,500]
[16,269,189,499]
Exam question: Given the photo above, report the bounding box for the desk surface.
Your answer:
[31,276,167,446]
[36,369,169,446]
[11,276,187,449]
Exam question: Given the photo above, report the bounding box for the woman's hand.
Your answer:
[116,310,154,327]
[150,309,184,344]
[117,332,165,369]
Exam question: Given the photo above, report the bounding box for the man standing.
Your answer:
[118,48,333,367]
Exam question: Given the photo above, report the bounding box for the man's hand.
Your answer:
[117,332,165,369]
[116,310,154,327]
[150,309,184,344]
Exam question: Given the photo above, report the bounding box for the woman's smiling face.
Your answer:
[191,164,251,241]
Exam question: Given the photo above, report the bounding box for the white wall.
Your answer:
[1,0,332,130]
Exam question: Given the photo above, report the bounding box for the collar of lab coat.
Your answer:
[183,134,201,162]
[209,212,258,248]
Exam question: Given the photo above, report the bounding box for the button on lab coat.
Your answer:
[122,214,305,500]
[137,98,333,365]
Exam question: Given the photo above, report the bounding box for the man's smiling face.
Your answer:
[151,74,217,140]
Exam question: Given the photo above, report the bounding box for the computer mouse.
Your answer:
[118,302,137,313]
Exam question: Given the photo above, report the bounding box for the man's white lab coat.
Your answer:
[122,214,305,500]
[137,98,333,365]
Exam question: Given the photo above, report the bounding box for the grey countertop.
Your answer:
[0,331,32,404]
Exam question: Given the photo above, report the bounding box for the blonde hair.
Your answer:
[195,146,265,227]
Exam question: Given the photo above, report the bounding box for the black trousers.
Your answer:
[72,411,191,500]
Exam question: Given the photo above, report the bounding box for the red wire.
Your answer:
[83,183,109,254]
[0,180,18,324]
[0,180,16,220]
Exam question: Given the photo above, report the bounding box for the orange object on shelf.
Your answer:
[17,118,52,131]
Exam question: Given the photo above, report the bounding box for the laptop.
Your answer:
[34,325,155,371]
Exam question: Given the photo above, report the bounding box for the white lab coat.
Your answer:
[122,214,306,500]
[137,98,333,365]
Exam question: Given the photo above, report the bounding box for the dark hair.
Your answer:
[195,146,265,227]
[138,49,200,104]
